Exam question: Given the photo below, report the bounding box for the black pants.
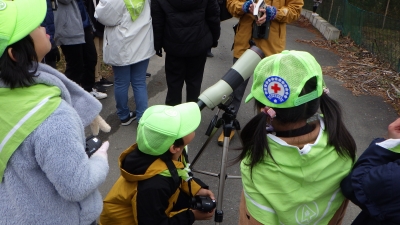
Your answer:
[60,27,97,92]
[165,53,207,106]
[43,45,60,69]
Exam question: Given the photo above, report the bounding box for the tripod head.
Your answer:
[205,103,240,136]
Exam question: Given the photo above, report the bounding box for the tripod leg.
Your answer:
[214,134,231,224]
[190,126,219,167]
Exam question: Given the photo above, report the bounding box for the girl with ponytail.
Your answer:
[236,50,356,225]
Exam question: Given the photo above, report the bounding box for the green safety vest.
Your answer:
[241,121,353,224]
[0,84,61,181]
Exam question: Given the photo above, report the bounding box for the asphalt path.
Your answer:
[93,17,398,225]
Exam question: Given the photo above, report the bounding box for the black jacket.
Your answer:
[84,0,105,37]
[151,0,220,57]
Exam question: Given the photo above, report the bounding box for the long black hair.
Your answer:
[235,77,356,174]
[0,35,38,89]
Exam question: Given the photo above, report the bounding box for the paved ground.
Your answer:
[93,17,398,225]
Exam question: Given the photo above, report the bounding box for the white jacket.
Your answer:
[95,0,155,66]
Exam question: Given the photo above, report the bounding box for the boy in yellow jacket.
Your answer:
[100,102,215,224]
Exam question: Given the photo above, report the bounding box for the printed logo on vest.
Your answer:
[263,76,290,104]
[0,1,6,10]
[295,202,319,224]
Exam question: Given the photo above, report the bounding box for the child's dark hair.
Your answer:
[159,138,184,161]
[0,35,38,89]
[236,77,356,174]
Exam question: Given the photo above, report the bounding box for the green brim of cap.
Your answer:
[244,93,254,103]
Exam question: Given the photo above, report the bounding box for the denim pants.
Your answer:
[112,59,149,121]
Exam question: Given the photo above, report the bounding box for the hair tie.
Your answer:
[262,107,276,118]
[323,87,330,95]
[262,107,275,132]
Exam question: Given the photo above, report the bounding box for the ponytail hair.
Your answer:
[0,35,38,89]
[234,100,276,175]
[320,93,356,161]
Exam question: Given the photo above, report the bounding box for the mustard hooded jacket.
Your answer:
[227,0,304,58]
[100,144,207,225]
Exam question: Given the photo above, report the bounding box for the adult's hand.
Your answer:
[388,118,400,139]
[256,8,266,25]
[156,49,162,57]
[249,3,254,14]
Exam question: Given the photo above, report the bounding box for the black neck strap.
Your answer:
[274,123,315,138]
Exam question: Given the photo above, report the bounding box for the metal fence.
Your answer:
[303,0,400,72]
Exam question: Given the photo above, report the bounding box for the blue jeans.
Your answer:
[112,59,149,121]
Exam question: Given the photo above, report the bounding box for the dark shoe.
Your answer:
[207,50,214,58]
[217,130,235,146]
[99,77,113,87]
[146,73,151,78]
[94,83,107,93]
[121,111,136,126]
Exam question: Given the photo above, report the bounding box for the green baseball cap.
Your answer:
[137,102,201,156]
[0,0,47,57]
[245,50,325,108]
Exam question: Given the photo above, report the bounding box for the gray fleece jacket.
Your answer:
[0,63,109,225]
[54,0,85,45]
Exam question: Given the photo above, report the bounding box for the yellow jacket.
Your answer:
[226,0,304,58]
[99,144,203,225]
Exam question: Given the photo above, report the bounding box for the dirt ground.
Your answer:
[293,15,400,115]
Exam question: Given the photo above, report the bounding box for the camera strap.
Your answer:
[164,159,180,186]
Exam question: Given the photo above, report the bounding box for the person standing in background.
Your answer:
[84,0,114,93]
[54,0,107,100]
[95,0,155,125]
[41,0,60,69]
[151,0,220,106]
[217,0,303,146]
[312,0,322,15]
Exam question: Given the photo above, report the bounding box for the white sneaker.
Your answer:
[90,88,107,100]
[312,13,318,16]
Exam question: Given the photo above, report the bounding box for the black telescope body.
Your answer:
[197,46,265,110]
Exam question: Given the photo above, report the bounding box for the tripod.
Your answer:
[190,103,241,224]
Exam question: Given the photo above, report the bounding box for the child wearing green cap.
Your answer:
[0,0,109,224]
[235,50,357,225]
[100,102,215,225]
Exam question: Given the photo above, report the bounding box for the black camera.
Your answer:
[85,135,102,157]
[190,196,216,212]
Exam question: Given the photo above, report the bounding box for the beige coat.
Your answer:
[226,0,304,58]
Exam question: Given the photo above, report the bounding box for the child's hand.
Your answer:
[388,118,400,139]
[196,188,215,200]
[92,141,109,159]
[191,209,215,220]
